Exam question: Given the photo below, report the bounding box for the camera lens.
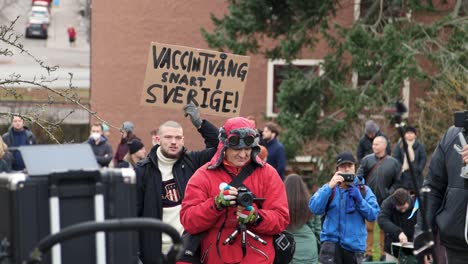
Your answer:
[237,192,254,207]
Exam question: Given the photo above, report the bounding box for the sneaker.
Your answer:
[362,254,373,261]
[379,255,386,261]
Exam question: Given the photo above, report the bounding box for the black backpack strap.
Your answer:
[321,187,336,227]
[325,187,336,212]
[358,184,367,198]
[222,162,257,188]
[322,185,366,225]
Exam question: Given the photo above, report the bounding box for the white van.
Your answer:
[29,6,50,25]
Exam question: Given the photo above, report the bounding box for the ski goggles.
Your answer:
[226,128,258,149]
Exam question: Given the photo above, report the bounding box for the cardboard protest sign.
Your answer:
[141,42,250,117]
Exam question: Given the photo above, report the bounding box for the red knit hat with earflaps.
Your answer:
[207,117,263,170]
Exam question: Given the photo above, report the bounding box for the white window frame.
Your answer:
[266,59,324,117]
[351,70,410,117]
[354,0,412,22]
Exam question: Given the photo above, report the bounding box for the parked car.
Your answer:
[32,0,51,6]
[32,0,51,12]
[25,20,48,39]
[29,6,50,25]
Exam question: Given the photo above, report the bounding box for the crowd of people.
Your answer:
[1,107,468,264]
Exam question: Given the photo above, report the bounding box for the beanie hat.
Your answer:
[405,126,417,135]
[365,120,379,134]
[128,140,144,155]
[207,117,263,169]
[121,121,134,133]
[102,123,109,132]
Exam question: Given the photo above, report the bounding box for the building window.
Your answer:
[267,59,323,117]
[356,0,411,24]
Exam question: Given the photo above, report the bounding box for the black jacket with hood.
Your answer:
[420,126,468,252]
[134,120,218,264]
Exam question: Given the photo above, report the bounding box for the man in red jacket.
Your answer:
[180,117,289,264]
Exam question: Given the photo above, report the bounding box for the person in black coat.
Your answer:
[86,122,113,167]
[415,125,468,264]
[2,115,36,171]
[393,126,426,193]
[378,188,417,259]
[357,120,391,163]
[134,104,219,264]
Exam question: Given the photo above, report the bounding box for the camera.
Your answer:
[454,110,468,131]
[237,187,254,207]
[339,173,355,183]
[453,110,468,179]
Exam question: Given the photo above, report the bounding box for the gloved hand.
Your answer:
[347,184,363,203]
[184,104,202,129]
[215,184,237,209]
[237,205,257,224]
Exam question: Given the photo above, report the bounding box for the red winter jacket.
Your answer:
[180,162,289,264]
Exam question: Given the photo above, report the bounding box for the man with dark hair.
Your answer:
[262,121,287,180]
[180,117,289,264]
[2,115,36,171]
[309,151,379,264]
[357,120,391,163]
[86,122,113,167]
[135,104,219,264]
[378,188,417,261]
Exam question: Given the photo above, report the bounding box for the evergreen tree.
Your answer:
[202,0,467,182]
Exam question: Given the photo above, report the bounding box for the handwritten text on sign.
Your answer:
[141,42,250,117]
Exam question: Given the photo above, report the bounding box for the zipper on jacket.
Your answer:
[201,243,212,263]
[248,241,269,261]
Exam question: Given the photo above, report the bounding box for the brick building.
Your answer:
[90,0,456,153]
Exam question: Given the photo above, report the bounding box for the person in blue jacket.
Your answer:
[262,122,286,180]
[309,151,380,264]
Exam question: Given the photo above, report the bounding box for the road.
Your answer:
[0,0,90,88]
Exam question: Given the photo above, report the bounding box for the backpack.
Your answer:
[273,230,296,264]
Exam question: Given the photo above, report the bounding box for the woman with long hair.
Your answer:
[285,174,320,264]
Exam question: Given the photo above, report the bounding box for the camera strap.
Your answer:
[216,162,258,259]
[366,155,387,182]
[224,162,257,188]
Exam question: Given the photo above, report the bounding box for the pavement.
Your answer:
[0,0,90,88]
[46,0,90,53]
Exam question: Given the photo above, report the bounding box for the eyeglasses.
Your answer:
[227,135,255,147]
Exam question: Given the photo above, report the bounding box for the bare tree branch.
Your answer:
[0,17,59,74]
[0,16,118,143]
